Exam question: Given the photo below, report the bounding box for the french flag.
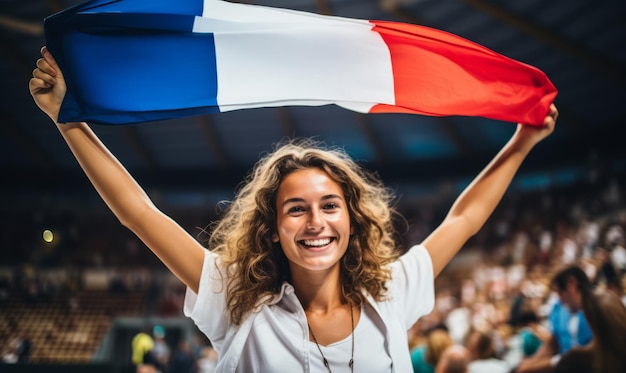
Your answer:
[45,0,557,126]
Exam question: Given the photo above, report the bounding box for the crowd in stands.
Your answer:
[407,170,626,373]
[132,326,218,373]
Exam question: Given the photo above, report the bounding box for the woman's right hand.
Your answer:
[29,46,66,123]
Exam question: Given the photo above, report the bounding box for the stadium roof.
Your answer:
[1,0,625,212]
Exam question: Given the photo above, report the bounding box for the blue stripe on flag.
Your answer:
[63,0,205,16]
[46,11,221,124]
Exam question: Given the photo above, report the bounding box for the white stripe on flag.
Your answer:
[194,1,395,112]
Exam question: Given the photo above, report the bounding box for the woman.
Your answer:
[465,330,511,373]
[411,328,454,373]
[554,290,626,373]
[29,46,557,372]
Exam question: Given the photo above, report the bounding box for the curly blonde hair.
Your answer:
[208,139,402,325]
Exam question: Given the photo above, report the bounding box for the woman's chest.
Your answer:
[236,303,392,372]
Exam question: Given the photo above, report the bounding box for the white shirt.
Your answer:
[184,244,435,372]
[611,245,626,270]
[468,358,511,373]
[305,302,391,373]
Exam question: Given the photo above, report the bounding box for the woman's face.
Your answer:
[272,167,353,273]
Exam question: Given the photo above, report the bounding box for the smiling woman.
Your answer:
[29,46,557,372]
[209,141,401,332]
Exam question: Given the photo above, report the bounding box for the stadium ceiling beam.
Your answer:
[377,1,432,27]
[437,117,475,159]
[122,126,157,171]
[195,114,231,169]
[462,0,626,83]
[0,15,43,37]
[315,0,333,16]
[276,107,299,139]
[355,113,388,164]
[46,0,64,13]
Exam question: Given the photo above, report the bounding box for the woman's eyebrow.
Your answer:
[281,194,343,207]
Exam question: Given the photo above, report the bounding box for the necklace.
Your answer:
[308,303,354,373]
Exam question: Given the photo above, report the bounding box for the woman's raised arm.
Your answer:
[29,47,205,292]
[422,105,558,277]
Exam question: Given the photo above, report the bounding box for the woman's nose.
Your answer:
[306,210,324,231]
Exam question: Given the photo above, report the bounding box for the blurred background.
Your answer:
[1,0,625,372]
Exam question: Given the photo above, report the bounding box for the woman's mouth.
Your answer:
[300,238,334,248]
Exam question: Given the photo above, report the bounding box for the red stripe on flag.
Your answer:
[369,20,557,126]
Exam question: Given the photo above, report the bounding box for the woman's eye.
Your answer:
[288,206,305,213]
[324,203,339,210]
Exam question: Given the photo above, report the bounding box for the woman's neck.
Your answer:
[290,264,345,312]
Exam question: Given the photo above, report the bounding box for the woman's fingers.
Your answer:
[41,46,63,78]
[28,76,44,94]
[35,57,56,77]
[548,104,558,121]
[32,65,55,87]
[543,104,558,127]
[32,46,62,85]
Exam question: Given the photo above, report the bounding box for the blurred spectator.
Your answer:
[16,332,32,363]
[606,276,626,306]
[137,364,157,373]
[577,218,599,260]
[555,232,578,266]
[465,330,510,373]
[436,345,470,373]
[520,265,549,303]
[189,332,207,363]
[158,284,185,317]
[469,293,497,334]
[446,282,473,345]
[588,247,617,287]
[411,327,454,373]
[197,344,218,373]
[1,337,21,363]
[150,325,171,373]
[605,224,626,273]
[554,290,626,373]
[517,266,593,373]
[503,310,549,368]
[108,269,128,294]
[132,329,155,368]
[169,339,195,373]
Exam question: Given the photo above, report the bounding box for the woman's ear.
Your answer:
[272,233,279,242]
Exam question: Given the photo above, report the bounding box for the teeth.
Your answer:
[302,238,331,247]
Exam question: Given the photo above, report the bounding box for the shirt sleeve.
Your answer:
[387,244,435,329]
[183,250,230,351]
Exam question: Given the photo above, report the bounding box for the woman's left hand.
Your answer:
[515,103,558,147]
